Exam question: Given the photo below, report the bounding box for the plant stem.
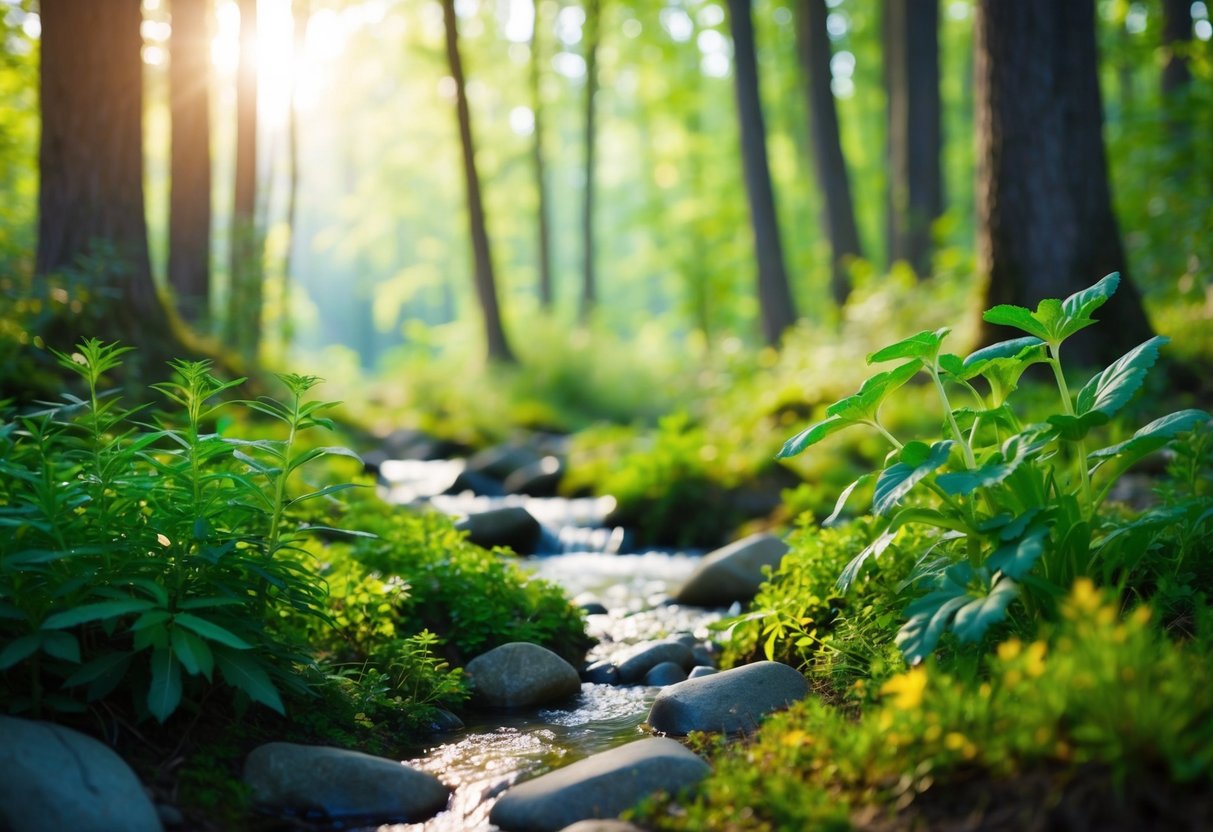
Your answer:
[867,419,903,450]
[1047,347,1093,511]
[930,369,976,469]
[267,396,300,554]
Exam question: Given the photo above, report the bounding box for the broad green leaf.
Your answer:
[888,507,974,535]
[285,445,364,473]
[1061,272,1119,319]
[172,613,252,650]
[41,630,81,663]
[983,305,1048,340]
[286,482,361,507]
[215,649,285,714]
[987,528,1047,579]
[1075,336,1169,417]
[826,361,923,421]
[147,647,182,723]
[951,577,1019,642]
[935,426,1047,495]
[963,337,1047,367]
[1048,411,1111,441]
[823,473,876,526]
[1088,409,1210,462]
[171,627,215,679]
[778,416,850,459]
[63,651,134,688]
[872,441,953,516]
[836,528,898,593]
[42,599,156,629]
[0,633,42,669]
[896,584,970,665]
[178,597,245,611]
[868,328,950,364]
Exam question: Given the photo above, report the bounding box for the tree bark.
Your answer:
[884,0,942,277]
[441,0,515,363]
[281,0,309,351]
[1161,0,1192,96]
[530,0,554,310]
[36,0,166,347]
[796,0,861,306]
[974,0,1152,366]
[580,0,600,323]
[168,0,212,326]
[726,0,798,346]
[226,0,261,361]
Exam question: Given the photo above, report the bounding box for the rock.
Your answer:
[647,661,808,735]
[644,662,688,686]
[447,468,506,497]
[423,707,465,733]
[455,506,542,553]
[243,742,448,823]
[615,640,694,684]
[558,822,648,832]
[573,592,609,615]
[466,443,543,480]
[504,456,564,496]
[688,666,718,679]
[582,661,619,685]
[466,642,582,708]
[0,715,163,832]
[379,428,464,461]
[691,645,718,668]
[489,737,710,832]
[672,533,790,607]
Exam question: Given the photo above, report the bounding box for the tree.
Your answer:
[168,0,212,325]
[726,0,798,346]
[281,0,311,350]
[529,0,554,310]
[1161,0,1192,96]
[796,0,862,305]
[226,0,262,361]
[884,0,942,277]
[36,0,168,347]
[580,0,601,323]
[974,0,1152,366]
[441,0,515,363]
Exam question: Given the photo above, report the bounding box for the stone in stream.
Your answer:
[489,737,710,832]
[455,506,542,553]
[505,455,564,496]
[243,742,448,823]
[644,661,688,686]
[688,665,718,679]
[466,642,582,707]
[615,639,695,684]
[0,715,163,832]
[582,660,619,685]
[647,661,808,735]
[466,443,543,481]
[557,822,649,832]
[573,592,609,615]
[672,533,790,607]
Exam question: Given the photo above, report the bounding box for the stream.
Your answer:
[366,467,730,831]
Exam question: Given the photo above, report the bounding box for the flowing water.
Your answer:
[364,465,729,831]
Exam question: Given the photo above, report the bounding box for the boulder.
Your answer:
[615,640,694,684]
[505,456,564,496]
[672,534,790,607]
[582,661,619,685]
[455,506,542,553]
[688,666,718,679]
[489,737,710,832]
[0,715,163,832]
[422,707,465,733]
[647,661,808,735]
[466,642,582,708]
[243,742,448,823]
[644,662,688,686]
[558,822,649,832]
[466,443,543,481]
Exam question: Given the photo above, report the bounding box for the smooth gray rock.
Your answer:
[504,456,564,496]
[558,822,648,832]
[644,661,688,686]
[423,707,465,733]
[691,645,718,668]
[647,661,808,735]
[243,742,448,822]
[582,661,619,685]
[573,592,609,616]
[615,640,694,684]
[0,715,163,832]
[489,737,710,832]
[467,642,582,707]
[466,443,543,480]
[673,533,790,607]
[688,665,718,679]
[455,506,542,553]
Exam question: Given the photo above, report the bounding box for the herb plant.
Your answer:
[777,274,1210,662]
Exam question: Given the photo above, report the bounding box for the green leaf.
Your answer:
[1088,409,1210,462]
[171,626,215,679]
[827,361,923,420]
[987,528,1047,579]
[286,482,361,507]
[1075,336,1169,417]
[215,649,285,715]
[41,630,81,663]
[295,525,379,540]
[963,337,1047,367]
[951,577,1019,643]
[896,585,970,665]
[777,416,851,459]
[872,441,953,516]
[1047,411,1111,441]
[836,528,898,593]
[172,613,252,650]
[63,651,133,688]
[147,647,183,723]
[867,328,950,364]
[42,599,157,629]
[936,426,1047,495]
[1061,273,1119,319]
[983,305,1048,340]
[0,633,42,669]
[823,473,876,526]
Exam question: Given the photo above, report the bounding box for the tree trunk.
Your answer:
[726,0,798,346]
[225,0,261,362]
[168,0,212,326]
[441,0,515,363]
[530,0,554,310]
[36,0,166,350]
[974,0,1152,366]
[1161,0,1192,96]
[281,0,309,351]
[580,0,600,323]
[796,0,861,306]
[884,0,942,278]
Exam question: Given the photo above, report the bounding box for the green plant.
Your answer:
[777,274,1210,662]
[0,340,360,721]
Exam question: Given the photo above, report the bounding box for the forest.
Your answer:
[1,0,1212,830]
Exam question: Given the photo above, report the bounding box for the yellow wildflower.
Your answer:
[997,638,1022,661]
[881,667,928,710]
[1068,578,1101,615]
[1025,641,1047,678]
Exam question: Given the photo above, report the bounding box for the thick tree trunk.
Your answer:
[726,0,798,346]
[226,0,261,361]
[884,0,942,277]
[580,0,600,323]
[796,0,861,305]
[975,0,1152,366]
[168,0,212,326]
[441,0,515,363]
[281,0,309,351]
[36,0,166,347]
[1161,0,1192,96]
[530,0,554,310]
